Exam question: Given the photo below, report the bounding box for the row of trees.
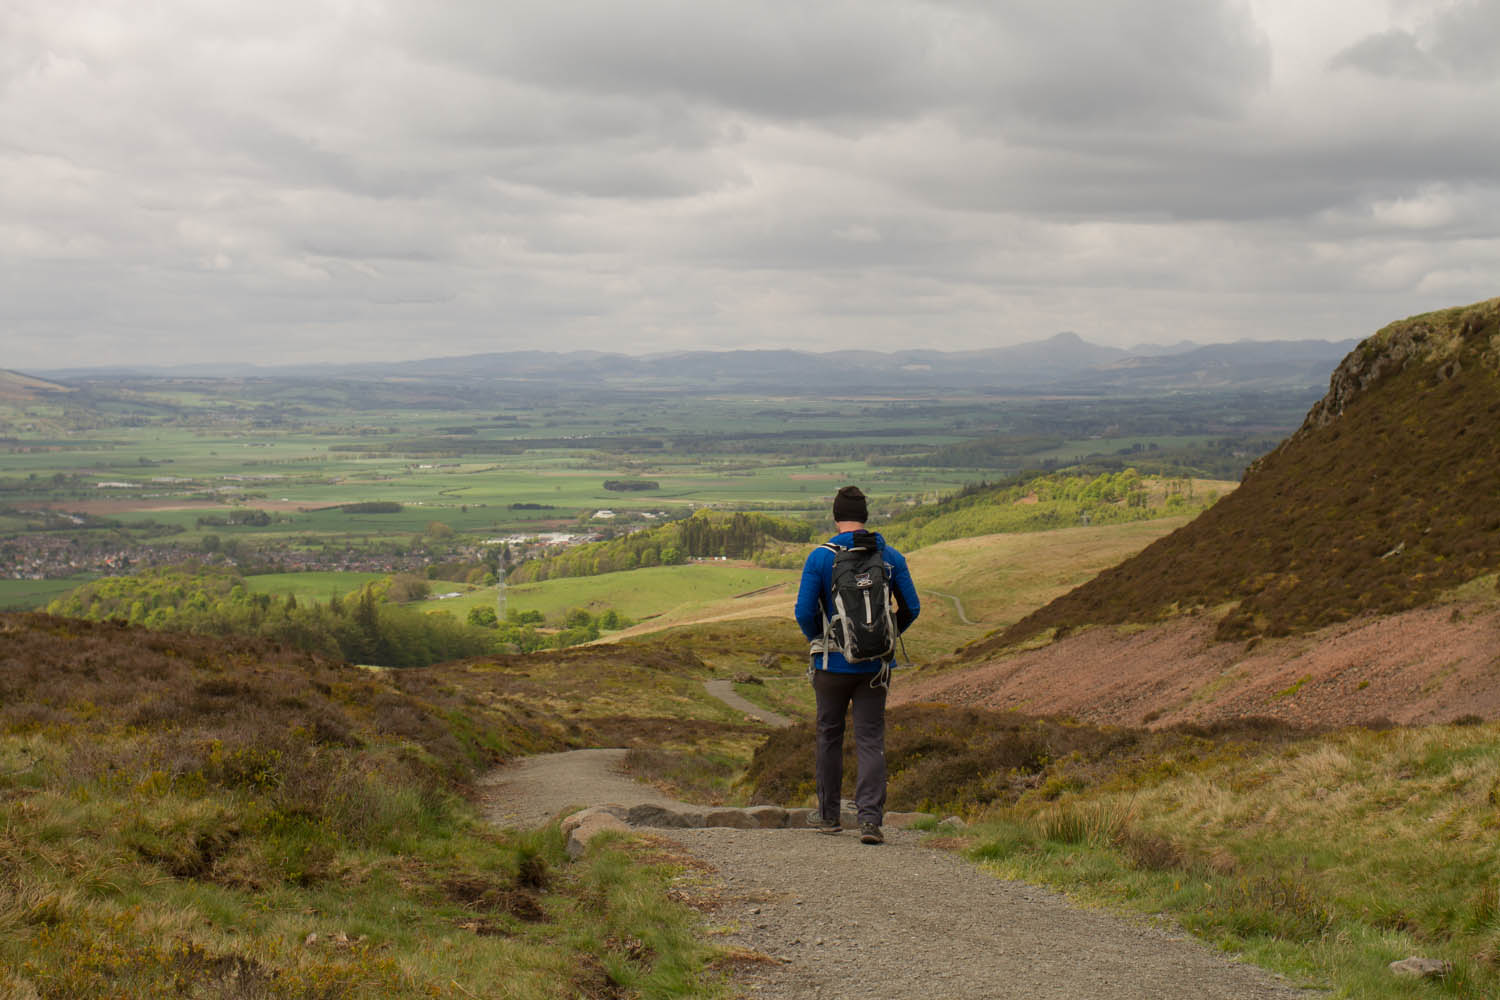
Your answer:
[464,605,632,651]
[48,568,500,667]
[881,469,1217,550]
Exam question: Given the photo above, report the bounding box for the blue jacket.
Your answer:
[795,530,919,673]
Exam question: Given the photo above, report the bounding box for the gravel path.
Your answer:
[477,748,697,828]
[480,750,1321,1000]
[704,679,794,728]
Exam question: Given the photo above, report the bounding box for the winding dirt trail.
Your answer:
[704,678,794,728]
[926,588,980,625]
[479,750,1320,1000]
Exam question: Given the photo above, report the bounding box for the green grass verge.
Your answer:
[0,576,95,611]
[961,721,1500,998]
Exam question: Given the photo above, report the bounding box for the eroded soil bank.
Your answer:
[895,601,1500,728]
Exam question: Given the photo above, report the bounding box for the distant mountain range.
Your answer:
[28,332,1358,394]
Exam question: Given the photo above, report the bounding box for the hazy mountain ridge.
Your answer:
[980,296,1500,651]
[28,333,1357,394]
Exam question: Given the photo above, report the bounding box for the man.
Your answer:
[794,485,919,845]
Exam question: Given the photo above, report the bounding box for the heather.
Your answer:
[0,613,726,998]
[994,297,1500,647]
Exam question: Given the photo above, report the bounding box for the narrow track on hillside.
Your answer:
[704,678,794,728]
[480,750,1320,1000]
[926,588,979,625]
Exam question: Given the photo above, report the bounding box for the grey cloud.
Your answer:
[1334,1,1500,81]
[3,0,1499,370]
[884,88,1500,226]
[404,0,1270,128]
[686,211,980,274]
[404,0,932,123]
[966,0,1271,125]
[499,149,747,200]
[1331,29,1438,79]
[1425,0,1500,81]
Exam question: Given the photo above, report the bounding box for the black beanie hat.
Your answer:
[832,486,868,523]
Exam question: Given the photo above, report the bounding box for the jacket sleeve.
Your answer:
[889,550,920,634]
[794,548,828,640]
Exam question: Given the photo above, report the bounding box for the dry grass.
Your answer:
[966,717,1500,997]
[743,703,1320,814]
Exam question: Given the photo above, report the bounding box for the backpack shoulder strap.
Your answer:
[820,541,844,555]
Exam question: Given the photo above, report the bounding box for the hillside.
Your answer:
[984,297,1500,650]
[0,368,72,403]
[897,585,1500,728]
[0,613,754,997]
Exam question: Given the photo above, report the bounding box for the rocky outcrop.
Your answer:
[1296,297,1500,434]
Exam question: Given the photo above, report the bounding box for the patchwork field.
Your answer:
[430,562,795,626]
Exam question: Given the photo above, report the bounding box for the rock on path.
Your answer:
[480,750,1322,1000]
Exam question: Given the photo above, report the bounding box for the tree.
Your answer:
[383,574,430,603]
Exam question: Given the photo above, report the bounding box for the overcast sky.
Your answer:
[3,0,1497,369]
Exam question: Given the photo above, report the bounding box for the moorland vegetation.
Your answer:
[0,611,769,998]
[993,297,1500,647]
[0,614,669,996]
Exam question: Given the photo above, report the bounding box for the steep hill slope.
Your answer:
[0,368,73,403]
[986,297,1500,651]
[897,590,1500,727]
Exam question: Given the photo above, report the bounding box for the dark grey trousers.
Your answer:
[812,669,887,826]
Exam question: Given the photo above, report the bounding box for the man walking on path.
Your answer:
[795,486,919,845]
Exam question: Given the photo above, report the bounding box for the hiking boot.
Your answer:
[859,822,883,845]
[815,817,842,834]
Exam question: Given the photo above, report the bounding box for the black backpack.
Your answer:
[821,532,896,664]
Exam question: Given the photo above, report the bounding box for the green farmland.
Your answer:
[428,563,795,625]
[0,576,97,612]
[241,571,389,604]
[3,366,1304,629]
